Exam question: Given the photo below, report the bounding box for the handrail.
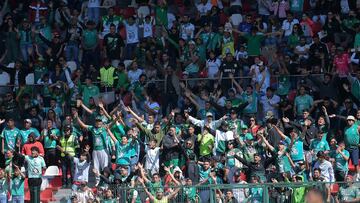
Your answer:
[0,73,326,87]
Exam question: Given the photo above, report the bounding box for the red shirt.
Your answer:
[333,53,350,77]
[22,141,45,156]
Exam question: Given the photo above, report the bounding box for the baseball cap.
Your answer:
[347,115,356,121]
[206,112,213,117]
[24,119,32,124]
[265,111,274,120]
[241,124,248,129]
[95,116,103,121]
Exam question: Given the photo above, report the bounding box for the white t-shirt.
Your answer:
[206,58,221,78]
[254,68,271,95]
[143,21,153,38]
[260,94,281,118]
[88,0,100,8]
[230,14,243,27]
[197,1,212,16]
[282,19,299,37]
[128,69,143,83]
[295,44,310,59]
[145,147,160,174]
[73,158,91,182]
[125,23,139,44]
[180,23,195,40]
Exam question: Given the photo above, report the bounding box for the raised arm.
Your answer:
[106,126,117,143]
[258,132,275,152]
[78,99,94,114]
[273,124,287,140]
[138,178,155,201]
[98,102,111,120]
[125,106,144,123]
[73,112,89,129]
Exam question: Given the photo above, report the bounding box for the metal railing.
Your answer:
[70,181,360,203]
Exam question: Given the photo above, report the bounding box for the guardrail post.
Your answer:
[263,184,269,203]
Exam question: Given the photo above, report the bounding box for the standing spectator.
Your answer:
[103,24,124,67]
[87,0,101,24]
[81,21,99,68]
[344,115,360,171]
[58,125,79,188]
[124,17,139,60]
[10,165,25,203]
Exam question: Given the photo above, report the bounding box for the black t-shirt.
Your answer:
[220,61,239,77]
[103,33,125,60]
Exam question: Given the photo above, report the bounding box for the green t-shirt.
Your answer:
[21,127,40,144]
[354,33,360,48]
[34,66,48,82]
[339,185,360,201]
[115,139,137,166]
[82,29,98,49]
[43,128,60,149]
[245,34,265,56]
[310,139,330,155]
[242,91,258,114]
[81,85,100,106]
[155,5,168,26]
[294,94,313,115]
[331,149,350,172]
[1,127,22,151]
[0,178,7,196]
[183,186,197,202]
[25,155,46,178]
[226,148,242,168]
[11,176,24,196]
[277,75,291,96]
[115,71,129,89]
[344,124,359,149]
[285,136,304,162]
[147,181,162,195]
[351,79,360,101]
[290,0,304,12]
[275,149,292,173]
[87,126,107,150]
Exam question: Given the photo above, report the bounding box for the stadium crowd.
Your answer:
[0,0,359,202]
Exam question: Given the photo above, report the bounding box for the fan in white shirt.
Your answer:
[145,139,160,175]
[282,13,299,37]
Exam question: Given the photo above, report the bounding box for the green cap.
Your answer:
[95,116,102,121]
[244,133,253,140]
[241,124,248,129]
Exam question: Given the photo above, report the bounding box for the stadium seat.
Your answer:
[49,176,62,191]
[44,166,60,176]
[331,183,339,195]
[40,188,55,202]
[25,73,35,85]
[349,159,356,172]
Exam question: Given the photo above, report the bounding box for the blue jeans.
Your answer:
[125,43,138,60]
[65,44,79,65]
[20,43,33,62]
[347,147,359,166]
[12,195,23,203]
[0,194,6,203]
[87,7,100,24]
